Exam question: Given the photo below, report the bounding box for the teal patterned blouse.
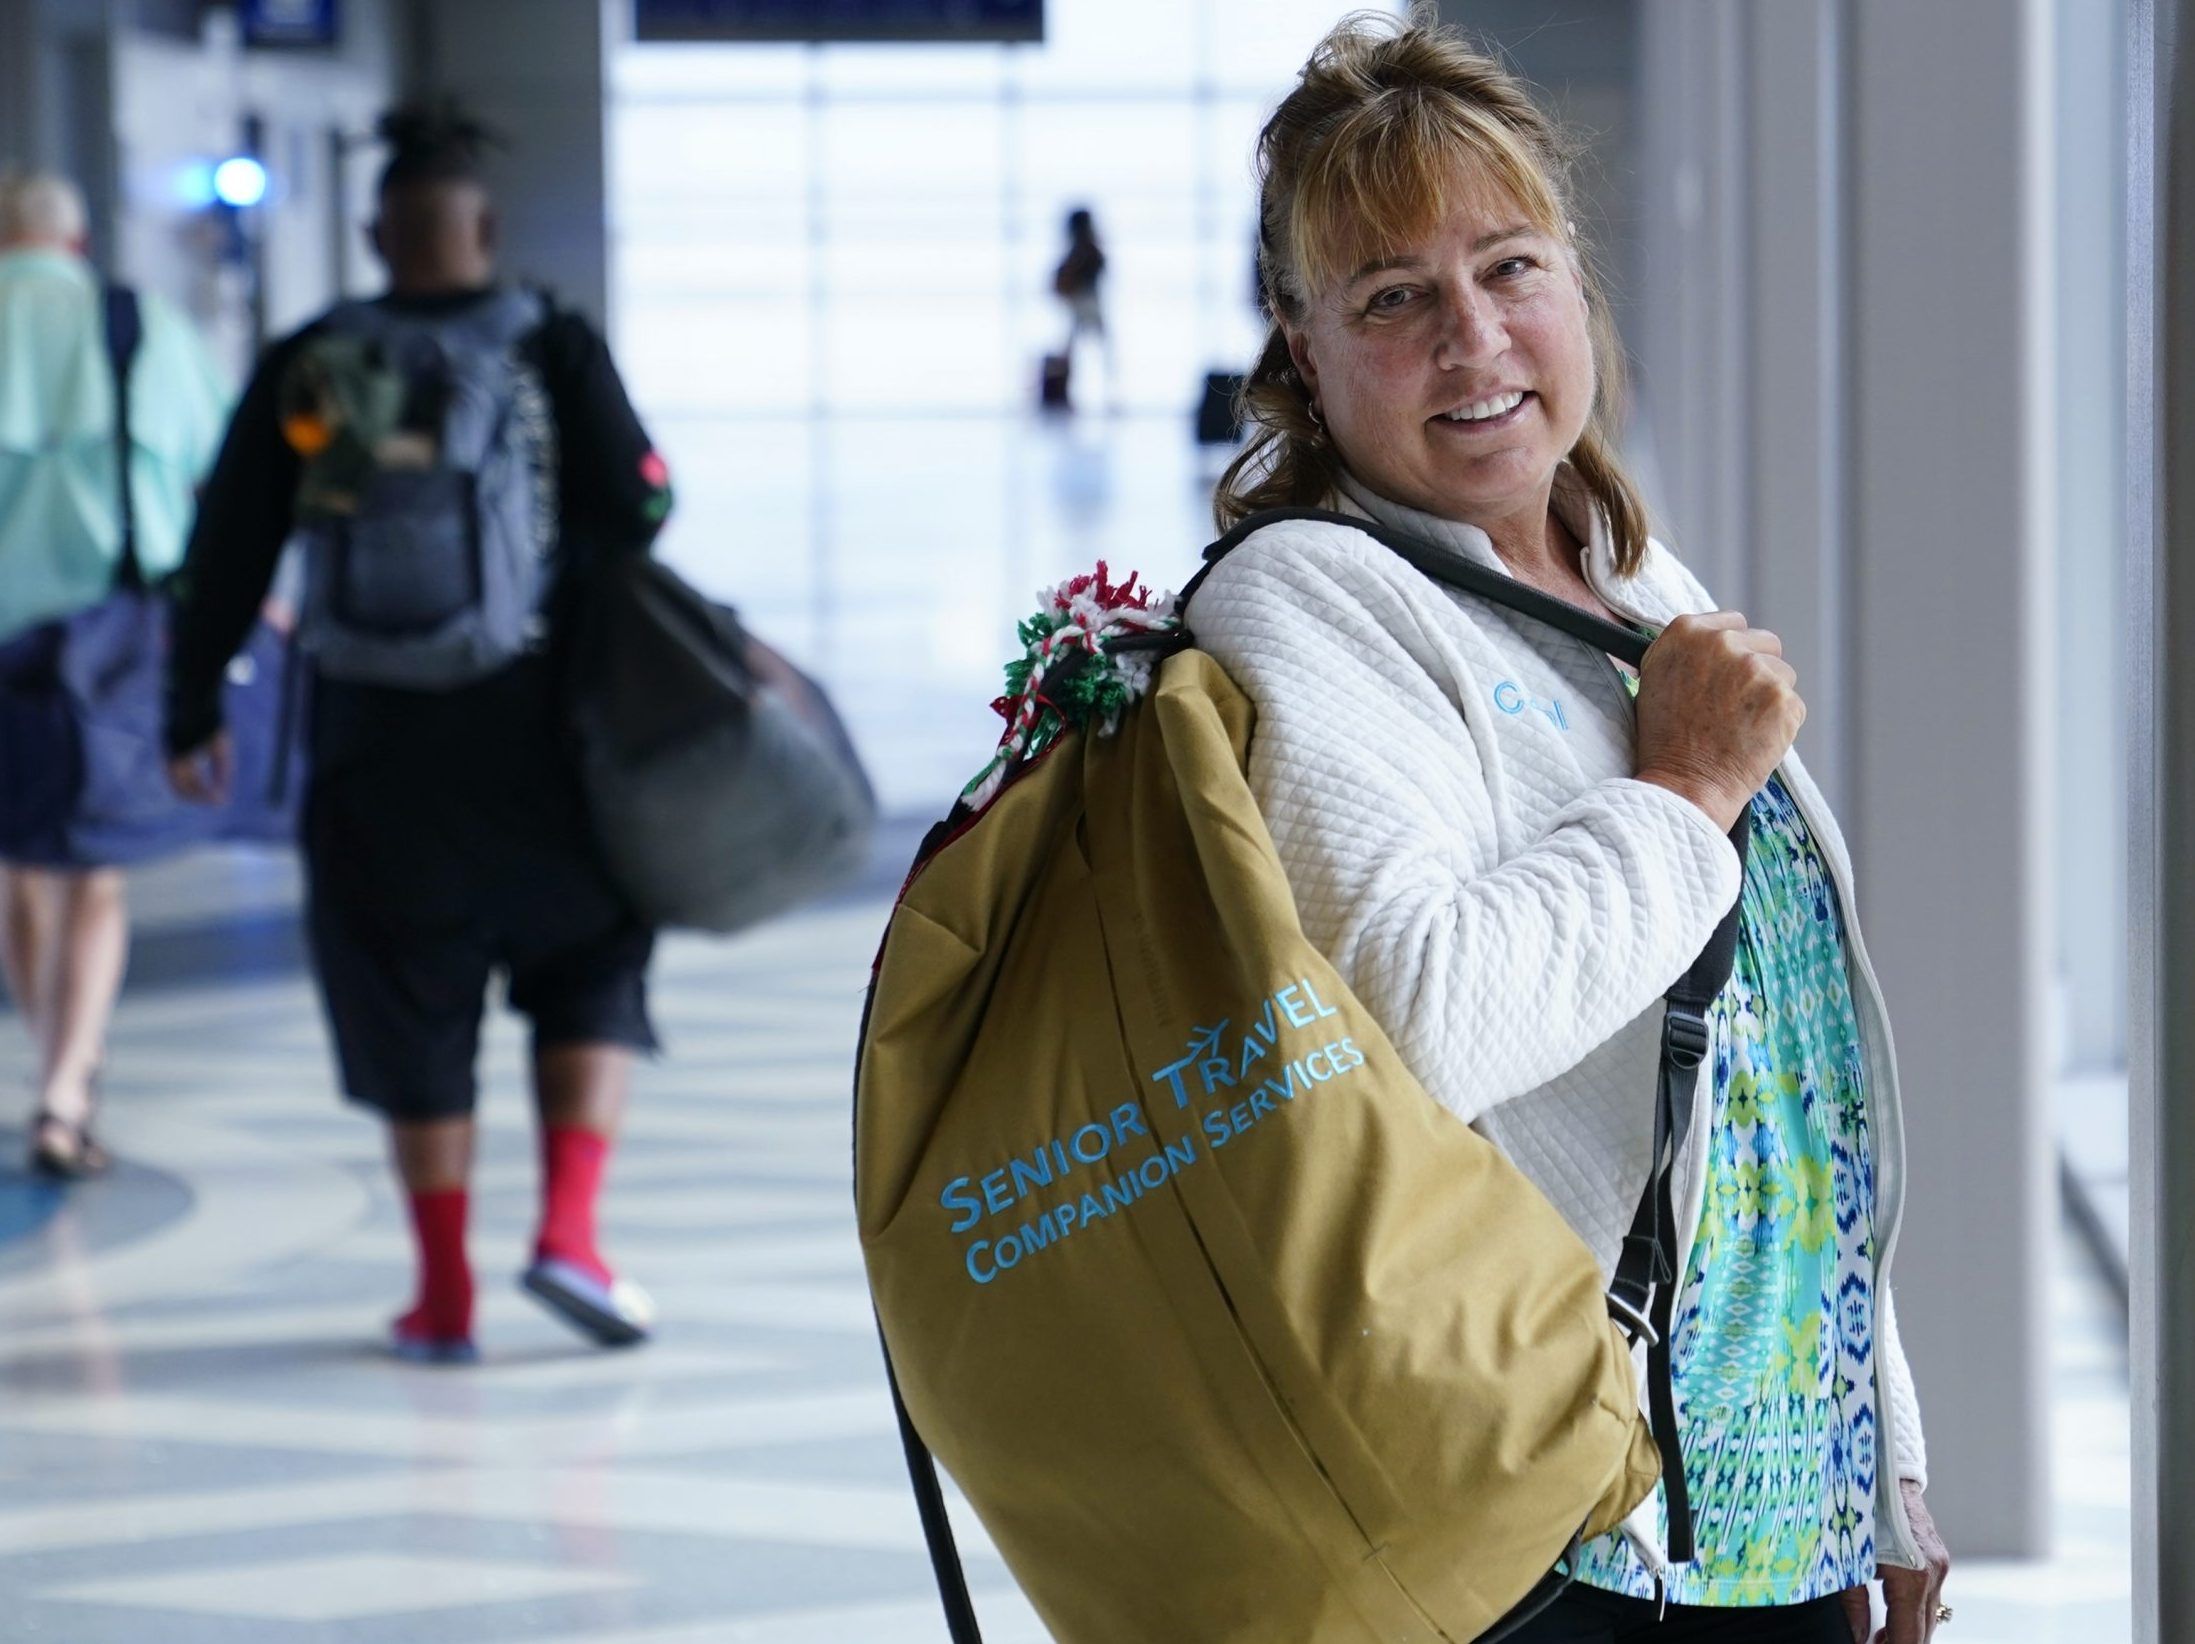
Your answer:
[1572,767,1879,1606]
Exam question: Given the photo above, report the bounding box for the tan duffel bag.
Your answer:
[856,510,1737,1642]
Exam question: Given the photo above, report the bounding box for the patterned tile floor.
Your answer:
[0,896,1046,1643]
[0,873,2135,1641]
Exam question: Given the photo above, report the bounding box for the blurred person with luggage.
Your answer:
[165,104,675,1364]
[1041,205,1109,412]
[0,170,230,1178]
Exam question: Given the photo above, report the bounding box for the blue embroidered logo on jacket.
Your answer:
[1492,680,1570,731]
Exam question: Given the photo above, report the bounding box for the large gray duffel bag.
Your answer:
[568,555,875,933]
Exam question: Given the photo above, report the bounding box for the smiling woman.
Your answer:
[1188,8,1953,1643]
[1215,15,1646,580]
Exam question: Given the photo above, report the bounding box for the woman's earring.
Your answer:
[1307,399,1325,429]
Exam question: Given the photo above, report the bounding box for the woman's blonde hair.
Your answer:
[1214,8,1650,574]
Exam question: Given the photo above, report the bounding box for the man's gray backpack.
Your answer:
[282,287,549,689]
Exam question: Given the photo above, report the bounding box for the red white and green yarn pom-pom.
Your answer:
[960,562,1179,812]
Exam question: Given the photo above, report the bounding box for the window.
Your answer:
[607,2,1397,809]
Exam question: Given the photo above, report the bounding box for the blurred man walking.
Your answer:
[166,107,675,1363]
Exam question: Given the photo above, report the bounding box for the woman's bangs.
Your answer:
[1289,100,1561,298]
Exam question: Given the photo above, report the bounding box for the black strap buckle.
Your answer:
[1661,1007,1710,1070]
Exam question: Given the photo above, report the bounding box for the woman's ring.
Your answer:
[1934,1602,1955,1624]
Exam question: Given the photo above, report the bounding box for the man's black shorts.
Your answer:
[302,656,656,1121]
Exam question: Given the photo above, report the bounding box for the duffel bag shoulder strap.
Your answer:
[1192,505,1658,667]
[883,1332,986,1642]
[101,285,144,590]
[1192,507,1750,1568]
[858,940,986,1643]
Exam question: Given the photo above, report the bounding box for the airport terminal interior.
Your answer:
[0,0,2161,1639]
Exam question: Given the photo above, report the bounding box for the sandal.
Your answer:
[28,1104,110,1180]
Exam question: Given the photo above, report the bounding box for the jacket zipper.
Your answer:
[1578,578,1925,1573]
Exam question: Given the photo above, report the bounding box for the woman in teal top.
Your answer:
[0,172,231,1177]
[1177,12,1955,1638]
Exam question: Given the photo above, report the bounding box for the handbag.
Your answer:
[0,286,301,868]
[52,589,301,864]
[565,553,875,933]
[856,509,1750,1644]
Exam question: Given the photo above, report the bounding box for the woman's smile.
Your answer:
[1430,388,1534,434]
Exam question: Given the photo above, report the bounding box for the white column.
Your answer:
[410,0,614,323]
[1844,0,2056,1555]
[1633,0,1751,612]
[2052,0,2130,1072]
[1740,0,1847,813]
[1634,0,2058,1555]
[2131,1,2195,1634]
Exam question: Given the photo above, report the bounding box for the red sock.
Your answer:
[536,1126,613,1286]
[396,1187,474,1342]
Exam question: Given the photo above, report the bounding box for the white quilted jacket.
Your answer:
[1188,471,1930,1572]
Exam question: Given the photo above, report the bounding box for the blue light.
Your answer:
[177,162,217,209]
[211,156,269,209]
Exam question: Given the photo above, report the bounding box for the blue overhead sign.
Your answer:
[239,0,340,48]
[633,0,1042,43]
